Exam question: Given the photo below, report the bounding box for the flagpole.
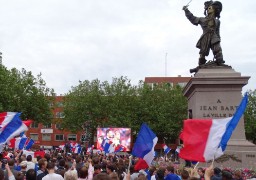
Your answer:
[211,155,215,167]
[194,162,199,169]
[127,155,132,174]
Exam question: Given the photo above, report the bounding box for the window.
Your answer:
[30,122,38,128]
[166,82,173,87]
[56,112,65,118]
[42,134,51,141]
[43,123,51,128]
[48,113,54,118]
[55,123,63,129]
[67,134,77,141]
[56,102,64,107]
[30,134,38,141]
[177,82,187,88]
[55,134,64,141]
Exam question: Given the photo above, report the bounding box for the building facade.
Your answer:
[144,76,191,88]
[26,96,85,149]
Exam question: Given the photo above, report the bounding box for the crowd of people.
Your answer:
[0,149,256,180]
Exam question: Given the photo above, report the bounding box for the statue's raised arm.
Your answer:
[182,1,225,73]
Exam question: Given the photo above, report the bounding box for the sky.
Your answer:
[0,0,255,95]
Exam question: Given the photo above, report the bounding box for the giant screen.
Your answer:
[97,128,131,151]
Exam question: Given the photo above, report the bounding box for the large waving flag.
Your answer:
[132,123,158,168]
[0,112,28,149]
[0,112,17,130]
[162,144,171,154]
[25,139,35,150]
[179,93,248,162]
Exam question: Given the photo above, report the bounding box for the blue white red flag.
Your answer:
[179,93,248,162]
[19,135,28,150]
[74,144,81,154]
[25,139,35,150]
[132,123,158,167]
[0,112,17,130]
[162,144,171,154]
[0,112,28,150]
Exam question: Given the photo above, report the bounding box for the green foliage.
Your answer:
[244,90,256,144]
[63,76,187,142]
[139,83,187,143]
[0,65,54,123]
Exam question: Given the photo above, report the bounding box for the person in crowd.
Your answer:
[153,167,165,180]
[106,164,116,177]
[221,171,232,180]
[137,173,147,180]
[233,170,243,180]
[26,155,35,171]
[76,156,84,176]
[129,165,139,180]
[5,163,23,180]
[64,168,78,180]
[37,158,48,180]
[165,166,180,180]
[93,173,111,180]
[42,162,64,180]
[197,167,205,180]
[19,161,27,177]
[181,170,190,180]
[93,164,101,177]
[109,171,119,180]
[4,159,19,180]
[210,167,221,180]
[78,166,91,180]
[56,159,66,177]
[0,168,4,180]
[26,169,37,180]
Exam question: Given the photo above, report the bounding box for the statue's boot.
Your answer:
[215,52,225,65]
[190,66,199,73]
[198,57,207,65]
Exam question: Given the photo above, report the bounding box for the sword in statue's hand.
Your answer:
[182,0,192,10]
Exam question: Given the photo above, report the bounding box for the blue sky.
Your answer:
[0,0,255,94]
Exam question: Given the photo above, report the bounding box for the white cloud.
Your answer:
[0,0,255,94]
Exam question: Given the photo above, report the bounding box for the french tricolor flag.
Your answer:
[0,113,28,147]
[74,144,81,154]
[179,93,248,162]
[162,144,171,154]
[132,123,158,169]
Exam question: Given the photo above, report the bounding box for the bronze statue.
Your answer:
[183,1,225,73]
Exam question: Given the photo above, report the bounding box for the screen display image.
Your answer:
[97,128,131,151]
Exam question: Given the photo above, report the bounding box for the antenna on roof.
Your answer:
[165,52,168,77]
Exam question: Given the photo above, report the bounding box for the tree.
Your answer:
[0,65,54,123]
[63,77,140,142]
[63,76,187,143]
[136,82,187,143]
[244,90,256,144]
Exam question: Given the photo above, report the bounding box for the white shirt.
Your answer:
[26,161,35,171]
[42,173,64,180]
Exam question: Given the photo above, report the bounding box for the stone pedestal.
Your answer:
[183,66,256,168]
